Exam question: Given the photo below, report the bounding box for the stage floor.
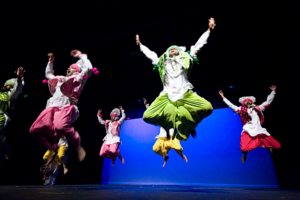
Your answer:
[0,185,299,200]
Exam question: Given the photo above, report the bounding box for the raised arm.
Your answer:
[71,50,93,83]
[97,109,106,125]
[136,35,159,65]
[219,90,240,113]
[118,106,126,124]
[45,53,56,80]
[258,85,276,112]
[190,17,216,58]
[8,67,25,101]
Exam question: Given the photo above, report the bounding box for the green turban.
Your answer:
[5,81,14,88]
[166,45,179,57]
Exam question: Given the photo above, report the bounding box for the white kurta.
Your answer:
[44,54,92,121]
[224,91,276,137]
[140,31,210,102]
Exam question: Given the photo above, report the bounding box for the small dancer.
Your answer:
[136,18,215,141]
[30,50,93,167]
[0,67,25,160]
[219,85,281,163]
[97,106,125,166]
[144,98,187,167]
[42,136,68,185]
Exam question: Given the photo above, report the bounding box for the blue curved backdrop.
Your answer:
[101,108,278,187]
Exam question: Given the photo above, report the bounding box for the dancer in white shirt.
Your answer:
[97,106,125,166]
[136,18,215,141]
[219,85,281,163]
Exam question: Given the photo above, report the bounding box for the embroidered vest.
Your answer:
[48,76,82,104]
[155,52,194,84]
[238,106,265,125]
[105,120,121,136]
[0,91,10,113]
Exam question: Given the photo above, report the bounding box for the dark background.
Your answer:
[0,0,298,189]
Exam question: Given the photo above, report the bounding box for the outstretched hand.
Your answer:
[136,35,142,46]
[208,17,216,30]
[219,90,225,99]
[48,53,55,63]
[70,49,82,58]
[14,67,26,80]
[143,97,147,105]
[270,85,276,92]
[118,106,123,111]
[98,109,102,115]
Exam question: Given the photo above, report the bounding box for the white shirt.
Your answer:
[45,54,93,110]
[140,31,210,102]
[223,91,276,137]
[58,137,68,147]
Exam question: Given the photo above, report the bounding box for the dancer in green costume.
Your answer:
[136,18,216,141]
[0,67,25,160]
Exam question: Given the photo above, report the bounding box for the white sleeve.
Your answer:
[97,115,105,125]
[190,31,210,57]
[223,98,240,113]
[145,104,150,109]
[259,91,276,112]
[45,62,55,80]
[76,54,93,83]
[140,44,159,65]
[8,78,24,101]
[118,110,126,124]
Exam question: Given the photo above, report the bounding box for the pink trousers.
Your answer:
[100,142,120,160]
[29,105,80,150]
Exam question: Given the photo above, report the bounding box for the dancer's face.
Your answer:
[0,84,13,92]
[66,66,77,76]
[244,100,253,108]
[110,115,116,121]
[169,48,178,57]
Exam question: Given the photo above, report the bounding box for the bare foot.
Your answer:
[241,152,248,163]
[111,158,116,166]
[121,158,125,164]
[182,154,188,163]
[78,147,86,162]
[163,156,169,167]
[267,147,273,154]
[64,167,68,174]
[43,148,56,166]
[5,154,9,160]
[53,166,59,174]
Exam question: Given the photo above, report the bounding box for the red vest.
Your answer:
[238,106,265,125]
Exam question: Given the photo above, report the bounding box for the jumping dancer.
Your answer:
[0,67,25,160]
[144,98,187,167]
[97,106,125,166]
[219,85,281,163]
[42,136,68,185]
[30,50,93,166]
[136,18,215,141]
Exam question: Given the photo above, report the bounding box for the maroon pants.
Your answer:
[29,105,80,150]
[240,132,281,152]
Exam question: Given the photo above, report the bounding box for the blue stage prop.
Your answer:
[101,108,278,187]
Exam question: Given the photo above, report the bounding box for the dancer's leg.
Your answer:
[53,105,85,161]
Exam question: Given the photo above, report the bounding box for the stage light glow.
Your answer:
[101,108,278,187]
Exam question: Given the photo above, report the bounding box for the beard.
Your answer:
[0,87,10,93]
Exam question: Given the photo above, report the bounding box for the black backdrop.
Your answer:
[0,0,298,188]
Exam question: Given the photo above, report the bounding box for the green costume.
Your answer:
[141,32,213,141]
[0,78,24,156]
